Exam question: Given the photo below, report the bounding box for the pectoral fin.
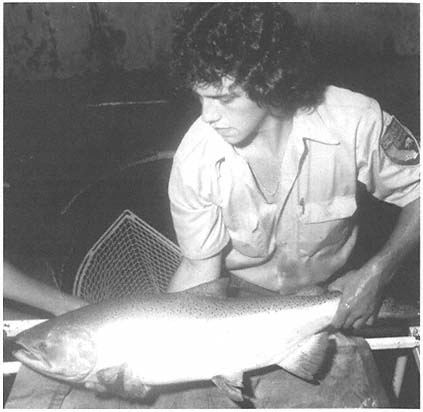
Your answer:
[277,332,331,382]
[212,373,246,402]
[96,364,151,399]
[96,364,122,385]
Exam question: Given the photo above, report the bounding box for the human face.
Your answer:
[193,78,271,147]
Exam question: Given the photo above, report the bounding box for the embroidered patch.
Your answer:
[381,117,420,165]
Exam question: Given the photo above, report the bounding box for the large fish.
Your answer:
[12,279,418,403]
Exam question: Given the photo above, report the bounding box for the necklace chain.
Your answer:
[248,159,281,199]
[253,169,281,197]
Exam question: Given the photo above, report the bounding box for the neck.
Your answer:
[239,113,293,159]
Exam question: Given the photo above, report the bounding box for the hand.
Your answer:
[3,261,89,316]
[328,267,385,330]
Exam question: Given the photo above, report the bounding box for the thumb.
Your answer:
[328,277,346,293]
[328,275,348,293]
[365,314,376,326]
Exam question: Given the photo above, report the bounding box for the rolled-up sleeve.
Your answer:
[356,99,420,207]
[168,157,230,259]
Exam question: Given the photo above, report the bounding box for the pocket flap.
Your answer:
[303,196,357,223]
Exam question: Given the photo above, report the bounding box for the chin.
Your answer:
[232,135,254,148]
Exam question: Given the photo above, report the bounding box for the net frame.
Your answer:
[73,209,182,302]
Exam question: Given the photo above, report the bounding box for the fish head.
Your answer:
[13,320,97,382]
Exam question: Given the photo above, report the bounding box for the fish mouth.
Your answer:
[12,341,94,382]
[13,343,53,371]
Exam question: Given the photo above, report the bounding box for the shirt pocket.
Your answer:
[298,196,357,257]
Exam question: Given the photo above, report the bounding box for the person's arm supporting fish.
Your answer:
[167,253,223,293]
[4,261,88,316]
[329,197,420,329]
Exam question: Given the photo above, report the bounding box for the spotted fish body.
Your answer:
[12,281,416,401]
[13,282,340,400]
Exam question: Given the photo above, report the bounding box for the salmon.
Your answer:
[12,278,418,402]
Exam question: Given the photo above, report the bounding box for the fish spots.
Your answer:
[151,292,339,321]
[13,287,343,394]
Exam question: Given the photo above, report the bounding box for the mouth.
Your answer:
[12,343,52,370]
[214,128,236,138]
[13,353,53,379]
[12,340,95,382]
[13,345,79,381]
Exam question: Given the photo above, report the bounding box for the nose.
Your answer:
[201,98,221,124]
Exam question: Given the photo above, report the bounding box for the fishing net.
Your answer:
[73,209,182,302]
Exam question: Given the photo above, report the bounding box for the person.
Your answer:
[4,261,88,316]
[167,3,420,332]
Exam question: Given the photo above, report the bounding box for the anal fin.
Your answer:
[277,332,332,382]
[212,373,246,403]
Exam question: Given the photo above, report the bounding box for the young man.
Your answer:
[167,3,419,333]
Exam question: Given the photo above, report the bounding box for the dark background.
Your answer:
[3,3,420,405]
[4,2,419,296]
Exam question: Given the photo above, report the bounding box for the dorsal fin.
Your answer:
[292,285,326,296]
[183,277,230,297]
[277,332,332,382]
[228,279,280,298]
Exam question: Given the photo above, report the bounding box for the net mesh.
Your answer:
[73,209,182,302]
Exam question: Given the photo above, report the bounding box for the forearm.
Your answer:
[329,198,420,329]
[167,254,222,292]
[4,262,86,315]
[362,198,420,284]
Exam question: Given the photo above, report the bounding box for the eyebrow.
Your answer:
[194,90,237,99]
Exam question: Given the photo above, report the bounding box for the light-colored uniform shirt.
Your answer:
[169,86,419,291]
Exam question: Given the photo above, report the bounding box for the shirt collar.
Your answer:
[206,105,340,169]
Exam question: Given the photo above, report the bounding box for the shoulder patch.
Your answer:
[381,117,420,165]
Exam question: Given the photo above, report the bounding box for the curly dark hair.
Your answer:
[171,3,325,113]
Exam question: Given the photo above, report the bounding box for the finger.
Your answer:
[369,314,375,324]
[331,302,350,329]
[343,315,355,330]
[352,317,367,330]
[365,314,376,326]
[327,281,343,293]
[343,311,362,330]
[345,309,372,330]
